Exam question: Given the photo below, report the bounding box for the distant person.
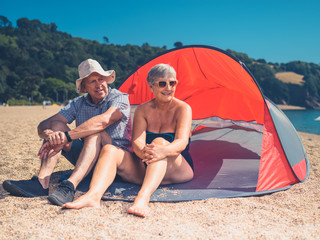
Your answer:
[63,63,194,217]
[3,59,132,206]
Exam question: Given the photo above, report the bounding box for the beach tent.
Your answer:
[100,45,309,201]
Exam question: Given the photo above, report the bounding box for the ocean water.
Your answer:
[282,109,320,135]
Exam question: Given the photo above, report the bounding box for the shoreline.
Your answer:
[277,104,306,110]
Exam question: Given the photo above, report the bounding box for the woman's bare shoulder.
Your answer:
[135,100,154,114]
[174,98,192,112]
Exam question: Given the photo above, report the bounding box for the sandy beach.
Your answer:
[0,106,319,240]
[277,104,306,110]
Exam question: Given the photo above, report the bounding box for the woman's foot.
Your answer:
[127,196,150,217]
[62,193,101,210]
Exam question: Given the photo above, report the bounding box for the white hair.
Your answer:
[147,64,176,84]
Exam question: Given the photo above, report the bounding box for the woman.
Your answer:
[63,64,194,217]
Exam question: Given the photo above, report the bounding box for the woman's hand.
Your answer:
[142,143,166,165]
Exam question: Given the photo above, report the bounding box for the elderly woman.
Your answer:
[64,64,194,217]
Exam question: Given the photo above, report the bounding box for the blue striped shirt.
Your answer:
[59,87,131,151]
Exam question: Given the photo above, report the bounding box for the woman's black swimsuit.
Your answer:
[146,131,194,171]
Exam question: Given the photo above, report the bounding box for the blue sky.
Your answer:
[2,0,320,63]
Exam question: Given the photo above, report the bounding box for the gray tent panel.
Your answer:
[267,100,309,181]
[76,127,267,201]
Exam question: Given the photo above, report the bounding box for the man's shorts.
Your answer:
[61,139,83,165]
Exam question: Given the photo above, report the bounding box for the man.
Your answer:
[3,59,132,206]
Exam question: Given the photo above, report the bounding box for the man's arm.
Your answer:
[37,113,70,160]
[38,113,69,140]
[67,106,123,141]
[39,105,123,143]
[37,107,122,159]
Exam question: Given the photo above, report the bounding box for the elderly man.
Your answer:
[3,59,132,206]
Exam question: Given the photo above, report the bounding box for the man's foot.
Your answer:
[62,193,102,210]
[2,176,49,197]
[127,197,151,218]
[47,180,75,206]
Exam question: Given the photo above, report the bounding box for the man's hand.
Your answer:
[38,131,67,160]
[45,131,66,146]
[38,141,65,160]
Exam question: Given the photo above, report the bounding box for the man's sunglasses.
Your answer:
[154,80,178,88]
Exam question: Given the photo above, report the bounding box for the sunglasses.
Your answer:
[154,80,178,88]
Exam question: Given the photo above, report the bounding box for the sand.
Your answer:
[0,106,319,240]
[277,104,306,110]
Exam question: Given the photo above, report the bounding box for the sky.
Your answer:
[2,0,320,64]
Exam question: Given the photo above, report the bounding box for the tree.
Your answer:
[227,49,253,65]
[256,58,266,64]
[50,23,57,32]
[249,64,275,84]
[174,41,183,48]
[260,77,289,103]
[0,70,8,102]
[39,78,65,102]
[1,16,319,108]
[103,36,109,44]
[304,74,320,98]
[0,16,12,27]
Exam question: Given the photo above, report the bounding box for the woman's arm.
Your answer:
[132,105,148,159]
[143,102,192,164]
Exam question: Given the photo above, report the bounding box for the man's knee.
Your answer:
[83,131,112,146]
[100,144,130,169]
[100,144,118,156]
[152,137,170,146]
[61,139,84,165]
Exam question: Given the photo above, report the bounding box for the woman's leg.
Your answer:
[128,138,194,217]
[63,144,145,209]
[128,155,167,217]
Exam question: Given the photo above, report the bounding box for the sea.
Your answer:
[282,109,320,135]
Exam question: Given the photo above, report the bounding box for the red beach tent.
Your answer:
[111,45,309,200]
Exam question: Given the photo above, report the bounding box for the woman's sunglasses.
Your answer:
[154,80,178,88]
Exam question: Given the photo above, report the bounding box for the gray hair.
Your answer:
[147,64,177,84]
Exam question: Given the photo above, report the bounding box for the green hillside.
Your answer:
[1,16,320,109]
[226,50,320,109]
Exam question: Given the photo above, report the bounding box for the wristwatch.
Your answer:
[64,131,72,142]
